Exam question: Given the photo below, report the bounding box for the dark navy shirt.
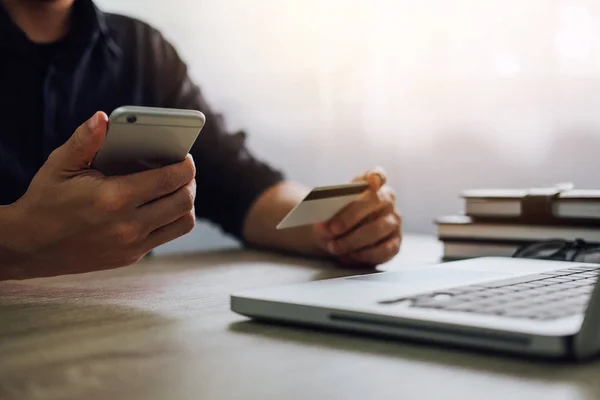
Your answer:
[0,0,284,240]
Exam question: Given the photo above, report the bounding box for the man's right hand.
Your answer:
[0,111,197,280]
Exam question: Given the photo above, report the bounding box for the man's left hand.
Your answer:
[312,167,402,266]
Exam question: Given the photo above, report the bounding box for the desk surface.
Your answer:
[1,234,600,400]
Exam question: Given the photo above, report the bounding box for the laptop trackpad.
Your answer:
[349,268,513,289]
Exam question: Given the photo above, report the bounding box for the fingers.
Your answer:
[328,211,400,256]
[112,154,196,206]
[347,234,402,266]
[144,211,196,251]
[312,222,335,243]
[328,185,396,237]
[137,179,196,232]
[311,222,337,256]
[318,167,402,266]
[50,111,108,169]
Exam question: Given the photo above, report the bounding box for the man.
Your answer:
[0,0,402,280]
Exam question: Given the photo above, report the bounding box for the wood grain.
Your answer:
[1,235,599,400]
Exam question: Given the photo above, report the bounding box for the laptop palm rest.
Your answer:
[349,268,513,294]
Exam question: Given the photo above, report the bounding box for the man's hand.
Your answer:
[312,168,402,266]
[0,111,197,280]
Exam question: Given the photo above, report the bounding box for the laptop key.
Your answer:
[440,303,480,312]
[500,295,529,303]
[566,266,600,272]
[528,286,557,295]
[511,283,539,291]
[505,308,545,319]
[525,281,551,288]
[472,274,547,288]
[530,294,562,304]
[532,286,559,295]
[551,276,581,282]
[496,303,533,313]
[497,295,521,304]
[479,305,513,315]
[469,300,501,309]
[411,294,460,308]
[571,287,594,295]
[479,288,514,296]
[564,296,589,305]
[452,293,487,302]
[555,307,584,317]
[557,281,586,288]
[534,312,564,321]
[540,278,572,284]
[571,273,595,279]
[550,291,580,300]
[441,287,483,296]
[541,271,578,277]
[570,283,591,289]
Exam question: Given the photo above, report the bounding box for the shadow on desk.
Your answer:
[143,247,376,282]
[229,319,600,380]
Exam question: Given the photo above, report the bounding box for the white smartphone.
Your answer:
[91,106,206,176]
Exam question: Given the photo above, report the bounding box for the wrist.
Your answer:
[0,203,34,280]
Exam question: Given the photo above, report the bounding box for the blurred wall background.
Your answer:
[96,0,600,251]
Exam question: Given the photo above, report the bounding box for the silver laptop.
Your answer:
[231,257,600,360]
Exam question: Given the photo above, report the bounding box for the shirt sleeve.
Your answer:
[150,33,285,241]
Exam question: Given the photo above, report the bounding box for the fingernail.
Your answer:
[327,241,337,254]
[369,174,382,189]
[88,112,98,131]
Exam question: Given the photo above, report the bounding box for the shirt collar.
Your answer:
[0,0,121,62]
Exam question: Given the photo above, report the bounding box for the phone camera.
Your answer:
[127,115,137,124]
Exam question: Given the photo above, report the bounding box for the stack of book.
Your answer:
[435,185,600,260]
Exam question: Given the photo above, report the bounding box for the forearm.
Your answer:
[242,181,328,257]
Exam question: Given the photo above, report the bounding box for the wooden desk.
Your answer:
[1,234,599,400]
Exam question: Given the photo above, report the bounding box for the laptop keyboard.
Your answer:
[380,266,599,320]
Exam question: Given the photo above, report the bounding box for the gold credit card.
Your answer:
[276,182,369,229]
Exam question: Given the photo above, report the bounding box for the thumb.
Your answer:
[56,111,108,169]
[352,166,387,191]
